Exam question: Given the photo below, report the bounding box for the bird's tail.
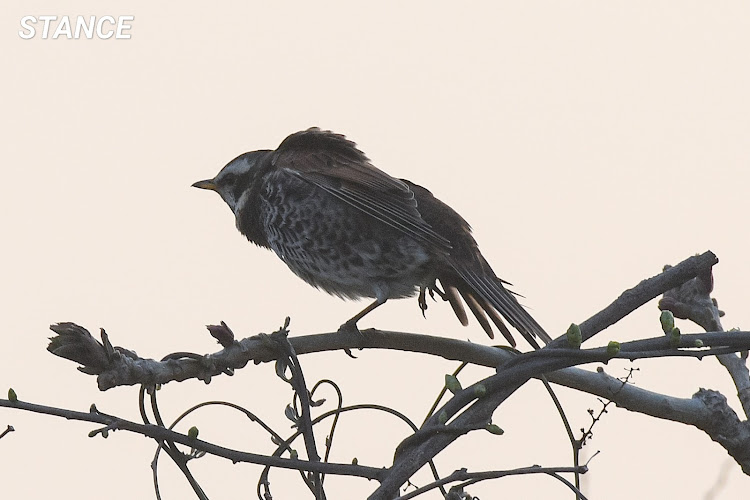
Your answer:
[440,261,552,348]
[403,179,550,348]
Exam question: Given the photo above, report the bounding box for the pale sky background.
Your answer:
[1,2,749,499]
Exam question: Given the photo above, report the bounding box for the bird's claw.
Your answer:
[338,320,365,358]
[337,320,361,335]
[429,282,447,301]
[418,287,428,318]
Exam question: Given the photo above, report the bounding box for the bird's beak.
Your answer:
[192,179,217,191]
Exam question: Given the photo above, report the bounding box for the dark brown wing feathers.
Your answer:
[271,128,451,250]
[271,128,549,346]
[405,180,551,347]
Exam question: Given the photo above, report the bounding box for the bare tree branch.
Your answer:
[45,322,750,390]
[548,367,750,473]
[37,248,749,498]
[658,267,750,418]
[548,250,718,346]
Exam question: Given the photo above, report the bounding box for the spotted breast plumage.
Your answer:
[193,128,550,348]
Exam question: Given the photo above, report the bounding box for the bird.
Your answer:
[193,128,551,348]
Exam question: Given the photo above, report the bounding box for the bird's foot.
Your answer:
[337,319,362,335]
[337,320,365,358]
[428,282,447,301]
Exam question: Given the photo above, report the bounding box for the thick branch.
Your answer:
[47,322,750,388]
[372,336,750,498]
[372,354,578,499]
[548,367,750,474]
[658,270,750,418]
[46,250,719,391]
[548,250,718,346]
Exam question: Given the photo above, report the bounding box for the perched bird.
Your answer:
[193,128,550,348]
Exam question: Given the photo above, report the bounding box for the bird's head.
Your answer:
[192,150,271,213]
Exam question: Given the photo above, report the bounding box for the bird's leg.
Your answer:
[338,297,387,333]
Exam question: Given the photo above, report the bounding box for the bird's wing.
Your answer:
[270,128,451,250]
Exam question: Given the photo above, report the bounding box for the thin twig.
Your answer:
[397,466,588,500]
[0,398,384,480]
[269,321,324,498]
